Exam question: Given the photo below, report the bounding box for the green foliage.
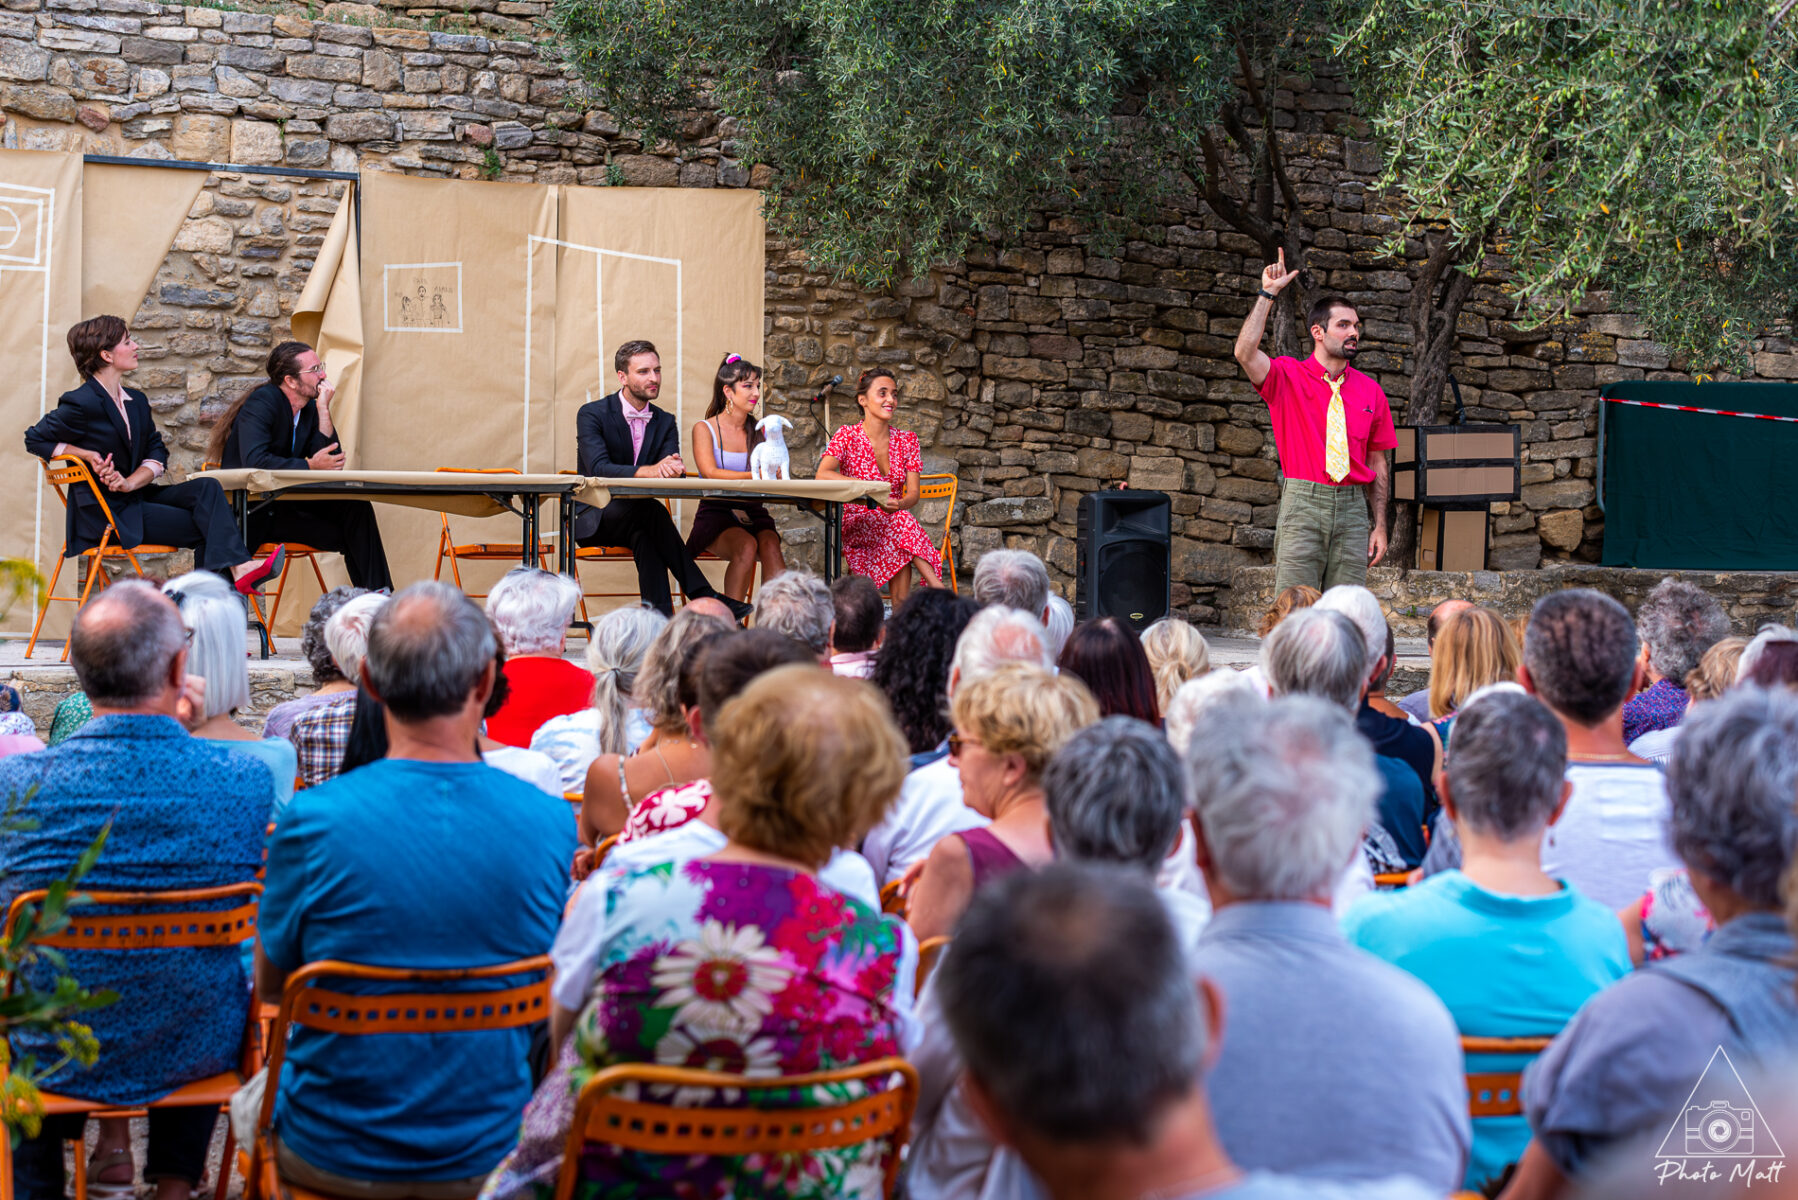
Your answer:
[481,146,505,180]
[0,791,116,1140]
[0,559,44,624]
[549,0,1280,285]
[1340,0,1798,374]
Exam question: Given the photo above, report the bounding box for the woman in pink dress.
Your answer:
[816,369,944,604]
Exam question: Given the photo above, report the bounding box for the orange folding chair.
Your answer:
[916,473,960,593]
[556,1057,919,1200]
[879,879,907,918]
[243,955,553,1200]
[433,467,558,601]
[0,882,265,1200]
[27,455,179,660]
[1461,1035,1555,1119]
[200,461,328,635]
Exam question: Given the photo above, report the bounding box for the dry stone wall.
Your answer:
[4,2,1794,621]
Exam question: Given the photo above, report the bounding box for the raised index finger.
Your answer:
[1277,247,1286,272]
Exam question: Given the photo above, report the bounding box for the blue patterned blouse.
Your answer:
[0,715,272,1105]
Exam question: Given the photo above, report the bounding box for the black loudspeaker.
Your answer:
[1076,490,1171,632]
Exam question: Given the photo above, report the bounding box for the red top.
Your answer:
[486,656,594,748]
[1255,355,1397,486]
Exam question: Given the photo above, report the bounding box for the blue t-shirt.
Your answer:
[1342,869,1631,1190]
[260,758,576,1181]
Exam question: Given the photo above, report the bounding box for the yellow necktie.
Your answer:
[1324,372,1350,483]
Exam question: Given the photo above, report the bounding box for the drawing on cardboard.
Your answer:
[383,261,462,332]
[0,184,47,267]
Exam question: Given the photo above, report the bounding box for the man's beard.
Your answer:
[624,381,658,405]
[1337,341,1359,360]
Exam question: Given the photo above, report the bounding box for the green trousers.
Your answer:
[1273,478,1370,592]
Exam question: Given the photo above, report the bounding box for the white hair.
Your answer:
[1314,585,1388,681]
[949,605,1053,698]
[1461,680,1527,710]
[486,567,582,655]
[162,571,249,719]
[1044,593,1075,661]
[1737,624,1798,684]
[1163,669,1265,757]
[1184,695,1378,901]
[972,549,1051,618]
[325,592,387,684]
[752,569,834,655]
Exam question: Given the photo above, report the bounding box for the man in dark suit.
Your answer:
[572,340,749,619]
[209,340,393,590]
[25,316,281,595]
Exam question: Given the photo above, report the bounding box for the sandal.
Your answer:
[85,1146,136,1200]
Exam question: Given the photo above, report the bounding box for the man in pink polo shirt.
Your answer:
[1233,250,1394,590]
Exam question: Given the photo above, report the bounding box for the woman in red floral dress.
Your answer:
[816,368,944,604]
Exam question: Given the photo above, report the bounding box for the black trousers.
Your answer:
[11,1107,218,1200]
[573,497,719,615]
[128,478,252,572]
[248,499,393,591]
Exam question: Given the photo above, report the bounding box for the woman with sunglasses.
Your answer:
[206,339,393,590]
[686,353,786,601]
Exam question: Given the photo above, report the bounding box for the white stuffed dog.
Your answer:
[749,414,793,480]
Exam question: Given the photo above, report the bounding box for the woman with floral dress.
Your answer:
[817,368,943,605]
[484,665,917,1200]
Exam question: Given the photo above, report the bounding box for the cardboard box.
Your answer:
[1418,505,1488,572]
[1394,425,1521,503]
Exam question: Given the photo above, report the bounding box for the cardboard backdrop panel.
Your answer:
[82,163,206,322]
[1,150,84,636]
[298,175,766,613]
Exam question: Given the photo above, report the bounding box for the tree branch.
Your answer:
[1236,37,1302,220]
[1195,127,1276,246]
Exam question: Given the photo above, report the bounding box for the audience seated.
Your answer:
[1743,639,1798,689]
[1520,589,1676,908]
[588,630,878,899]
[862,605,1051,885]
[1424,604,1521,728]
[258,582,574,1196]
[0,686,44,758]
[1396,597,1474,720]
[1629,634,1744,764]
[1361,616,1409,721]
[971,547,1051,623]
[262,585,369,741]
[1184,694,1470,1190]
[907,662,1099,941]
[1042,592,1074,660]
[936,865,1438,1200]
[47,690,93,745]
[288,591,385,786]
[485,667,916,1200]
[751,567,833,659]
[1264,608,1431,873]
[0,581,269,1200]
[1512,686,1798,1198]
[869,586,981,760]
[1342,691,1631,1190]
[529,605,664,791]
[1736,622,1798,682]
[577,607,733,842]
[1143,618,1215,712]
[482,568,591,747]
[1316,585,1441,811]
[828,572,885,677]
[907,715,1203,1200]
[162,571,297,817]
[1058,615,1160,723]
[1622,577,1730,744]
[476,642,564,794]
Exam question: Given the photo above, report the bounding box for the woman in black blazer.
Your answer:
[24,316,282,594]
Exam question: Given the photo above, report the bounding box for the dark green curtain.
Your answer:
[1601,381,1798,569]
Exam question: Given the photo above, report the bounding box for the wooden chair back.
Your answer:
[916,473,959,592]
[1461,1035,1554,1118]
[556,1057,918,1200]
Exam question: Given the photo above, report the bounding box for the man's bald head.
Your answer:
[684,597,734,624]
[1427,599,1474,649]
[364,582,497,721]
[70,580,186,708]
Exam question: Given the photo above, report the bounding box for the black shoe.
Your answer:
[721,595,754,625]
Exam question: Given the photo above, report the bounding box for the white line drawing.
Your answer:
[1655,1045,1787,1161]
[522,236,682,492]
[0,181,58,620]
[382,261,463,332]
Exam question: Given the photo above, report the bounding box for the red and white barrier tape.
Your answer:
[1604,396,1798,425]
